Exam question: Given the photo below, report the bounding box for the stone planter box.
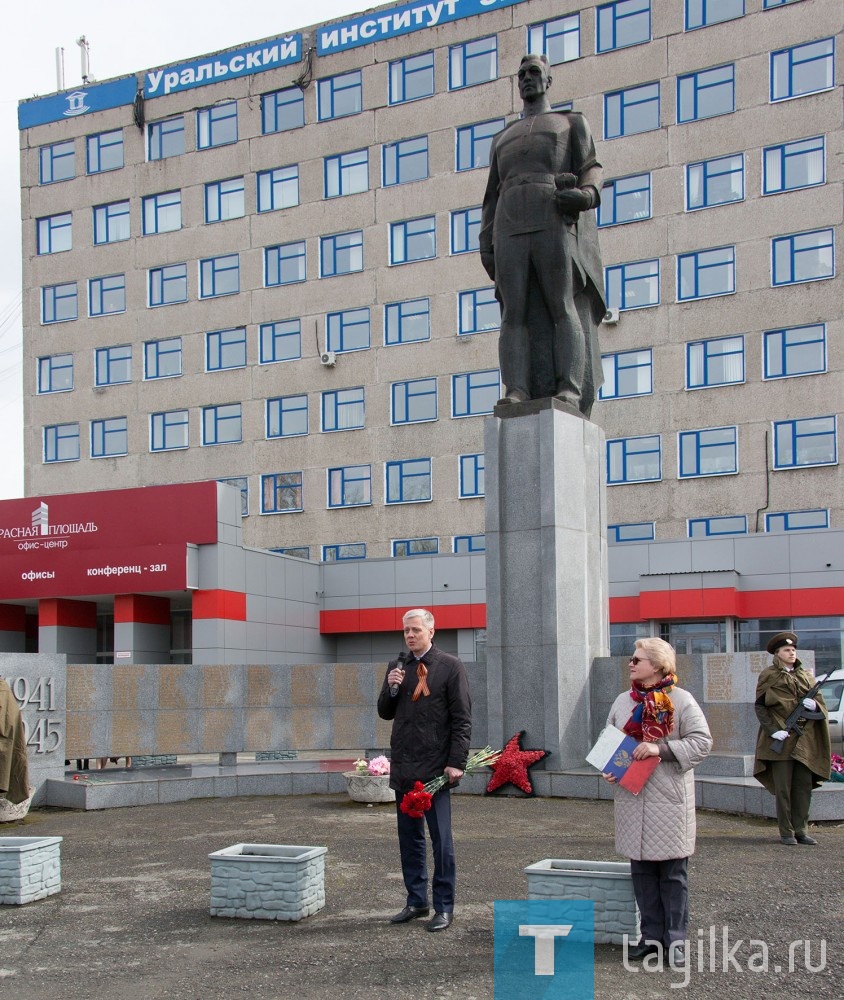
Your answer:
[209,843,327,921]
[524,858,639,945]
[0,836,63,905]
[344,772,395,804]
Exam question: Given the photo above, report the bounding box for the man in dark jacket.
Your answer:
[377,608,472,932]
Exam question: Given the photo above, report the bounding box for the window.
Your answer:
[320,231,363,276]
[392,378,437,424]
[261,473,303,514]
[37,213,72,254]
[42,282,77,324]
[322,543,366,561]
[390,217,436,265]
[44,423,79,463]
[688,515,747,538]
[325,149,368,197]
[677,64,734,123]
[148,117,185,160]
[687,336,744,388]
[763,136,825,194]
[604,259,659,310]
[197,102,237,148]
[679,426,738,477]
[607,435,661,484]
[257,165,299,212]
[87,130,123,173]
[383,136,428,186]
[95,345,131,386]
[149,264,187,306]
[763,0,802,6]
[454,535,485,553]
[686,154,744,210]
[597,0,651,53]
[528,15,580,64]
[449,36,497,90]
[608,522,655,543]
[326,308,370,353]
[143,190,181,234]
[771,38,834,102]
[38,354,73,393]
[262,87,304,133]
[597,173,651,226]
[260,320,301,364]
[322,388,365,432]
[385,298,430,346]
[685,0,744,31]
[200,254,239,297]
[202,403,242,446]
[393,538,439,558]
[144,338,182,379]
[456,119,505,171]
[219,477,249,516]
[764,324,826,379]
[318,70,362,121]
[205,178,244,223]
[604,82,659,138]
[600,349,653,399]
[386,459,432,504]
[389,51,434,105]
[773,416,836,468]
[89,274,126,316]
[40,140,74,183]
[328,465,371,508]
[91,417,128,458]
[678,246,736,300]
[93,201,130,245]
[766,510,829,532]
[150,410,189,451]
[459,454,484,498]
[451,207,481,254]
[772,229,834,285]
[265,242,306,286]
[452,370,500,417]
[273,546,309,559]
[207,328,247,371]
[459,288,500,335]
[267,395,308,438]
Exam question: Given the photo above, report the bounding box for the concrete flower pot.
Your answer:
[0,836,63,905]
[209,843,327,921]
[344,772,395,804]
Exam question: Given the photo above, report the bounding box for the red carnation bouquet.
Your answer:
[399,746,501,818]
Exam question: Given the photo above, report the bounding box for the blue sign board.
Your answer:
[18,76,138,130]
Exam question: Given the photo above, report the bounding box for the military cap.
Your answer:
[766,631,798,655]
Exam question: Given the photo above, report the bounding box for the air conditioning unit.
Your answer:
[319,351,337,367]
[603,307,620,325]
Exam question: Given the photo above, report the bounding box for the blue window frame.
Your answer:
[687,336,744,388]
[202,403,242,446]
[766,509,829,532]
[451,207,481,255]
[389,51,434,105]
[322,388,365,432]
[197,102,237,148]
[679,426,738,478]
[150,410,189,452]
[528,15,580,65]
[449,36,497,90]
[453,535,485,553]
[219,478,248,517]
[604,82,659,138]
[200,254,239,297]
[320,231,363,276]
[597,0,651,53]
[143,190,181,234]
[95,344,131,386]
[772,229,834,285]
[44,423,79,463]
[763,0,801,6]
[773,416,837,468]
[149,264,187,306]
[383,136,428,186]
[685,0,744,31]
[686,154,744,210]
[597,173,651,226]
[608,522,655,543]
[260,320,301,364]
[148,116,185,160]
[607,435,661,484]
[764,324,826,380]
[257,165,299,212]
[604,259,659,310]
[392,378,437,424]
[322,543,366,561]
[326,308,370,353]
[91,417,128,458]
[325,149,368,198]
[37,213,72,254]
[144,338,181,379]
[89,274,126,317]
[390,217,436,265]
[267,395,308,438]
[763,136,825,194]
[265,242,306,286]
[600,349,653,399]
[42,282,77,324]
[384,299,430,346]
[386,458,432,504]
[456,119,505,171]
[318,71,362,121]
[205,177,244,222]
[459,454,484,498]
[393,537,439,558]
[38,354,73,393]
[688,515,747,538]
[206,328,247,372]
[677,64,734,123]
[272,546,309,559]
[261,473,303,514]
[262,87,304,133]
[40,140,74,183]
[459,287,500,335]
[328,465,371,508]
[678,246,735,300]
[452,369,500,417]
[771,38,834,102]
[93,200,130,245]
[86,130,123,173]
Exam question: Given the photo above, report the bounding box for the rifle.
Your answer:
[769,670,833,753]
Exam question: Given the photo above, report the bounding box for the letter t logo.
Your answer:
[519,924,573,975]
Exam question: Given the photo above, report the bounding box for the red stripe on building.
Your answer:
[320,604,486,634]
[610,587,844,622]
[192,590,247,621]
[114,594,171,625]
[38,598,97,629]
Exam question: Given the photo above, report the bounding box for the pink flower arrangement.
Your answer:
[353,755,391,776]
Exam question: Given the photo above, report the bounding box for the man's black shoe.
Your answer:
[627,941,660,960]
[427,912,453,932]
[390,905,430,924]
[796,834,818,845]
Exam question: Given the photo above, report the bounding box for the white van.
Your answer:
[818,670,844,755]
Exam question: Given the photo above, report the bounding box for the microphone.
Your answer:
[390,651,408,697]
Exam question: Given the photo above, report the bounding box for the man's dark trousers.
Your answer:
[396,788,455,912]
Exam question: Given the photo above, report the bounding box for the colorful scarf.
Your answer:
[624,673,677,742]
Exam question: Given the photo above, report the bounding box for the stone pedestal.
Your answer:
[0,836,63,905]
[209,843,327,920]
[344,773,395,803]
[485,399,608,770]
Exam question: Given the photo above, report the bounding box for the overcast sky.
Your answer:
[0,0,370,499]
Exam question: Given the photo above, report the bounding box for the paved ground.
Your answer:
[2,794,842,1000]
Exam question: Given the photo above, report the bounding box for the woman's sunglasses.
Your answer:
[629,655,650,665]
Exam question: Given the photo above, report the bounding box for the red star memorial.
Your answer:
[485,731,549,796]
